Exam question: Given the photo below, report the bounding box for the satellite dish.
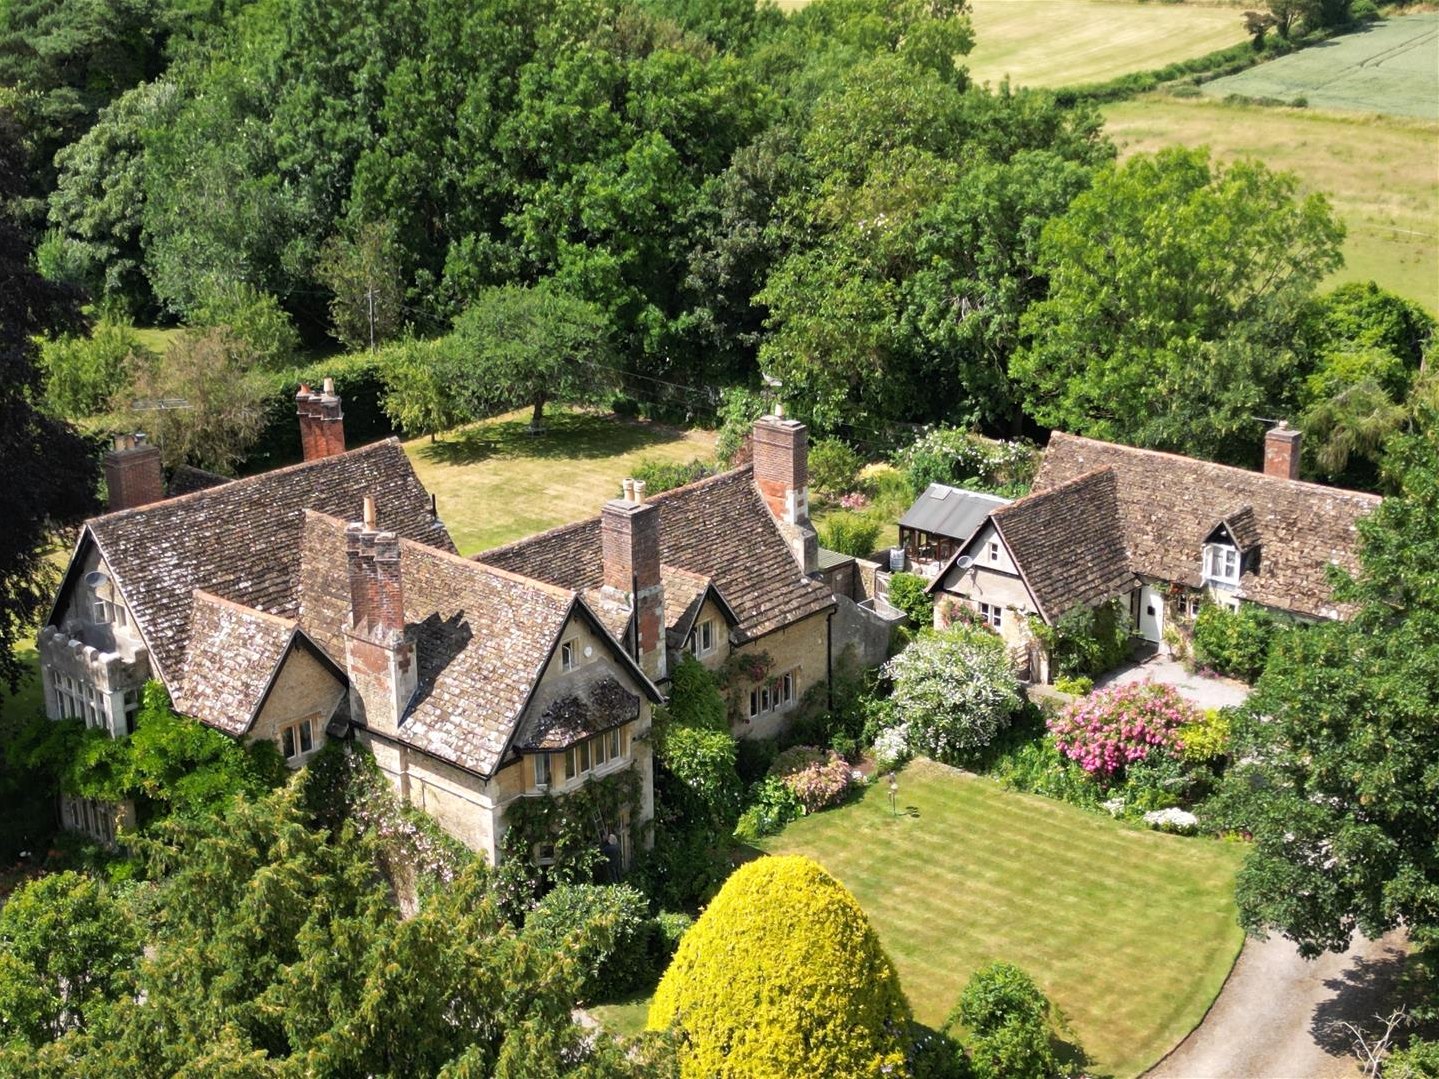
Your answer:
[955,556,974,570]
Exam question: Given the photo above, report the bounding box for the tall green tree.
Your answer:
[1012,147,1343,463]
[0,111,99,692]
[1232,424,1439,957]
[442,282,618,428]
[318,220,406,352]
[0,872,140,1047]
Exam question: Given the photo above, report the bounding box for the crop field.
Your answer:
[1202,13,1439,118]
[1105,96,1439,312]
[773,0,1248,88]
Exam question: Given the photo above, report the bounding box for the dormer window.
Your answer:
[1204,543,1240,585]
[692,618,716,657]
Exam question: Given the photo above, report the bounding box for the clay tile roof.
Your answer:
[297,512,579,777]
[515,676,640,751]
[1034,433,1380,619]
[992,468,1135,622]
[1216,505,1261,553]
[173,591,298,736]
[474,466,834,642]
[85,440,453,687]
[167,465,231,497]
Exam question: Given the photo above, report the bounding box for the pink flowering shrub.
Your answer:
[1047,682,1197,781]
[837,491,870,511]
[769,746,854,813]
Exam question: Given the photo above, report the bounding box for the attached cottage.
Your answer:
[929,425,1381,677]
[40,393,850,862]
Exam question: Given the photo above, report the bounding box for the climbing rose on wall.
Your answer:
[1047,682,1196,781]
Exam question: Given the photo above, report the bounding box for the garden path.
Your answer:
[1097,653,1250,711]
[1146,929,1408,1078]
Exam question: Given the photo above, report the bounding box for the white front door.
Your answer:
[1137,586,1164,643]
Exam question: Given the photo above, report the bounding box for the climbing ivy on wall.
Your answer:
[499,766,643,910]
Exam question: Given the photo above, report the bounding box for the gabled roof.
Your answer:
[65,439,453,687]
[899,484,1010,541]
[1035,433,1380,618]
[662,566,739,649]
[167,465,230,497]
[475,466,835,642]
[989,468,1135,623]
[173,591,342,736]
[296,512,659,777]
[1210,505,1261,553]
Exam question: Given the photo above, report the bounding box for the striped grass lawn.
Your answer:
[758,759,1246,1078]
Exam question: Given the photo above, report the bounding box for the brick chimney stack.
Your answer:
[296,378,346,461]
[344,497,416,737]
[752,414,818,574]
[103,433,165,512]
[1264,422,1301,481]
[602,481,666,680]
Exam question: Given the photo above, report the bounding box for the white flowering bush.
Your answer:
[882,626,1022,764]
[1143,807,1199,835]
[872,724,911,771]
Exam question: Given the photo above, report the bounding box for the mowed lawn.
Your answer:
[759,759,1246,1078]
[405,407,717,555]
[1105,96,1439,312]
[1202,13,1439,118]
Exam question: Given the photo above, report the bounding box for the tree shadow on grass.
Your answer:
[418,409,690,467]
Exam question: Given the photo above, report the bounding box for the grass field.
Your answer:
[773,0,1248,87]
[1104,96,1439,312]
[756,760,1245,1078]
[404,407,717,556]
[1203,13,1439,118]
[965,0,1247,88]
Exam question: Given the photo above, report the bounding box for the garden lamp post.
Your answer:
[888,772,898,818]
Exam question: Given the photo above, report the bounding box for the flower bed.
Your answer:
[1047,682,1197,781]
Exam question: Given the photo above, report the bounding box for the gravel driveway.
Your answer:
[1146,930,1409,1079]
[1097,652,1251,711]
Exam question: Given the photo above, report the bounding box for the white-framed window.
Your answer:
[978,602,1003,629]
[988,540,1001,563]
[560,726,629,785]
[533,752,552,788]
[92,599,113,624]
[1204,543,1240,584]
[560,638,579,672]
[279,717,315,762]
[748,670,798,718]
[1179,593,1203,619]
[692,618,717,656]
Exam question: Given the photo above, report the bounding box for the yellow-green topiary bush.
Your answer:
[648,854,911,1078]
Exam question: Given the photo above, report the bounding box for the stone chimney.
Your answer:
[103,433,164,512]
[601,481,666,681]
[752,414,818,574]
[296,378,345,461]
[1264,422,1301,481]
[344,496,416,737]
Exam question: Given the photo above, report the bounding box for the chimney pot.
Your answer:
[363,495,377,530]
[323,377,335,394]
[633,479,647,504]
[622,478,636,502]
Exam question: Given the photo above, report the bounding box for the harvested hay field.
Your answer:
[1105,95,1439,312]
